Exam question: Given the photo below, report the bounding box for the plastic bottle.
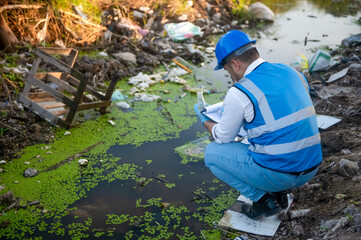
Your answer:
[197,88,207,111]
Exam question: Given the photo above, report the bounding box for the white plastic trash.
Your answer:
[115,102,130,109]
[164,22,202,41]
[308,49,331,72]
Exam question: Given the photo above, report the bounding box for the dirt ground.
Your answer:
[1,1,361,239]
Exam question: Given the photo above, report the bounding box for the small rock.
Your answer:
[292,224,304,237]
[341,149,351,154]
[320,219,339,232]
[338,158,359,178]
[248,2,275,22]
[28,200,40,206]
[98,51,108,57]
[78,159,88,166]
[112,52,137,65]
[0,191,16,205]
[352,175,361,182]
[231,20,238,26]
[64,131,71,136]
[0,160,6,165]
[24,161,30,165]
[30,123,42,133]
[212,12,221,22]
[23,168,39,178]
[289,209,311,219]
[205,47,215,54]
[13,181,19,184]
[177,14,188,21]
[132,10,145,19]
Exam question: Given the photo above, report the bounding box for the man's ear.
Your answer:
[230,59,242,74]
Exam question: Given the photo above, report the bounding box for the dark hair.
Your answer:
[232,48,259,64]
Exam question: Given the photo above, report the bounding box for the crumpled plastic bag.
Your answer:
[111,89,127,101]
[308,49,331,72]
[164,22,202,41]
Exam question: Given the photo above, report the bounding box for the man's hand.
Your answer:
[194,104,210,125]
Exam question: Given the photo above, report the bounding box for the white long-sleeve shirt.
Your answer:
[211,58,265,143]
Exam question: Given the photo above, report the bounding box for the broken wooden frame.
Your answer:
[19,47,117,129]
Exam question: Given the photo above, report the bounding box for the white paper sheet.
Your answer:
[218,194,293,237]
[202,102,247,137]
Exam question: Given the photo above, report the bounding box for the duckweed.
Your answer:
[0,64,236,239]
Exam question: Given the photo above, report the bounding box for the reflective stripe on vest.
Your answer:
[249,133,321,155]
[237,70,319,156]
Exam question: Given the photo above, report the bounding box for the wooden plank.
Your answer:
[41,102,66,109]
[50,109,68,116]
[100,74,118,113]
[35,72,62,80]
[46,74,93,102]
[19,94,70,129]
[35,48,86,82]
[46,73,77,95]
[19,94,60,123]
[77,101,111,111]
[61,49,78,81]
[67,75,106,100]
[27,75,76,109]
[39,48,73,55]
[28,91,53,99]
[66,49,78,67]
[23,56,42,96]
[31,97,57,103]
[35,48,72,73]
[36,48,86,84]
[65,73,88,123]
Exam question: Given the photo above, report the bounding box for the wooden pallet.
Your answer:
[18,47,117,129]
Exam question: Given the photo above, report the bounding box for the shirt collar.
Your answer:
[244,58,265,76]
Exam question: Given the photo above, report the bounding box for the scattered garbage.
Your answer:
[334,193,347,199]
[133,93,160,102]
[290,53,308,72]
[338,158,359,178]
[72,5,88,20]
[316,114,342,129]
[107,120,116,125]
[78,159,88,166]
[308,49,331,72]
[289,209,311,219]
[114,101,130,109]
[327,67,349,83]
[341,32,361,48]
[111,90,127,102]
[316,85,354,100]
[164,22,202,41]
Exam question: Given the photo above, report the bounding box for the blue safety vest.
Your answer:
[234,62,322,173]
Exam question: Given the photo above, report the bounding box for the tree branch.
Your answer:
[0,4,42,13]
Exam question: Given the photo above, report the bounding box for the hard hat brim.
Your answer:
[214,63,224,71]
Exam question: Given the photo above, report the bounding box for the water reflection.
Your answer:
[252,0,361,16]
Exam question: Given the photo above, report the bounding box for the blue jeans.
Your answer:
[205,142,318,202]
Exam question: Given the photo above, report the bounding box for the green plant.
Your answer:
[0,127,10,136]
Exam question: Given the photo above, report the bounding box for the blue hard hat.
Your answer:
[214,30,256,71]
